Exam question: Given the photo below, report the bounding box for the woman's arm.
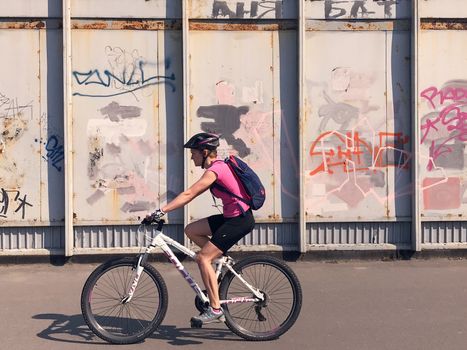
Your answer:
[161,170,217,213]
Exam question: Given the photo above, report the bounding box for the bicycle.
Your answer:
[80,218,302,344]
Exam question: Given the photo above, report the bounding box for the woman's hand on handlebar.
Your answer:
[141,209,166,225]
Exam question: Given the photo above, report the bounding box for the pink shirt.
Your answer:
[207,160,250,217]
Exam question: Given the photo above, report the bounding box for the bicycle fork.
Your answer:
[121,255,145,304]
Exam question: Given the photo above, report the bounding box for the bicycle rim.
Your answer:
[83,261,166,343]
[220,257,301,341]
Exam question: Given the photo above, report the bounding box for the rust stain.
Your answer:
[190,22,296,31]
[421,20,467,30]
[71,20,182,30]
[0,21,46,30]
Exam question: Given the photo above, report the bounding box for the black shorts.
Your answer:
[207,210,255,253]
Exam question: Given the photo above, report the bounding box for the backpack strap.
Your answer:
[211,182,251,205]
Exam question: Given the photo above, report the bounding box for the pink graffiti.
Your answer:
[420,83,467,170]
[420,85,467,110]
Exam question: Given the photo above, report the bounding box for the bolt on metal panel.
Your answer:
[305,0,411,20]
[71,0,182,19]
[71,29,180,224]
[418,30,467,220]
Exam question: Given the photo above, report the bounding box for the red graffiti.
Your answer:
[309,131,410,176]
[420,83,467,170]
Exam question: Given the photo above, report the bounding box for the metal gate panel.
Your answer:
[418,29,467,220]
[272,30,299,221]
[189,0,297,19]
[188,30,276,222]
[307,221,411,246]
[156,30,184,224]
[0,0,61,17]
[304,29,411,221]
[422,222,467,245]
[385,30,412,218]
[39,28,65,223]
[71,29,181,224]
[71,0,181,19]
[304,0,411,20]
[0,30,41,225]
[420,0,467,18]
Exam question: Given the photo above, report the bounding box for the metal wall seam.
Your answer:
[63,0,74,257]
[182,0,189,248]
[412,0,421,251]
[298,0,306,253]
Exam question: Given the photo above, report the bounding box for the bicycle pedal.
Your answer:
[190,319,203,328]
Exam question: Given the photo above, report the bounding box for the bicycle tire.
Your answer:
[81,257,168,344]
[219,255,302,341]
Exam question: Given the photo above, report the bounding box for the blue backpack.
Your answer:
[211,155,266,210]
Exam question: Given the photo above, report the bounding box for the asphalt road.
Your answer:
[1,257,467,350]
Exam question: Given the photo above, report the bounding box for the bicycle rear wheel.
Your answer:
[81,257,168,344]
[219,255,302,341]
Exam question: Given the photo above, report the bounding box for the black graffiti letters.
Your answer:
[44,136,65,172]
[212,0,282,19]
[0,189,33,220]
[0,188,9,218]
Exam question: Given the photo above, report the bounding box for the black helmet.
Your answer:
[184,132,219,150]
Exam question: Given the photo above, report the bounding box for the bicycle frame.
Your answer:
[124,222,264,307]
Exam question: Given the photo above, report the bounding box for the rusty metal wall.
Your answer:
[0,0,466,255]
[303,0,412,249]
[418,0,467,247]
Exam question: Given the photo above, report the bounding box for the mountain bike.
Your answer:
[80,219,302,344]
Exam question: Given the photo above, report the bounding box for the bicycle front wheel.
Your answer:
[219,255,302,341]
[81,257,168,344]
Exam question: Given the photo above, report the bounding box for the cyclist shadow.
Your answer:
[33,313,239,345]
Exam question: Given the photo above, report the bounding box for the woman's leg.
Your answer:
[185,218,212,248]
[195,241,223,309]
[185,217,223,310]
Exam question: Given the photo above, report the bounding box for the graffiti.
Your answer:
[309,129,410,176]
[0,188,33,220]
[85,102,157,213]
[100,101,142,122]
[305,67,413,213]
[73,46,176,98]
[420,81,467,171]
[318,91,359,130]
[212,0,282,19]
[44,136,64,172]
[0,92,33,120]
[307,0,400,19]
[198,105,251,157]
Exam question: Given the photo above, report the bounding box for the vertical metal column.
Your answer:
[182,0,190,247]
[298,0,306,253]
[412,0,421,251]
[63,0,74,256]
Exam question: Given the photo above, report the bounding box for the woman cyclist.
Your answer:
[146,132,255,325]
